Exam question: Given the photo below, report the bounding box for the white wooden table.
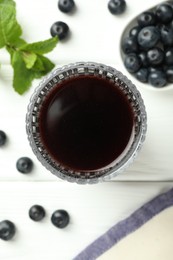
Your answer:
[0,0,173,259]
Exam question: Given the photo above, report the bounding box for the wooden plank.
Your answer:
[0,182,172,259]
[0,0,173,182]
[0,65,173,182]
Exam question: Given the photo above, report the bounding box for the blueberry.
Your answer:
[0,220,16,241]
[147,47,164,65]
[58,0,75,13]
[165,66,173,82]
[135,68,148,82]
[155,3,173,24]
[149,67,163,73]
[122,37,138,54]
[166,1,173,10]
[137,12,156,27]
[0,130,7,146]
[148,70,167,87]
[50,21,69,40]
[165,48,173,65]
[156,23,164,31]
[16,157,33,174]
[137,26,160,49]
[138,52,149,67]
[168,19,173,29]
[108,0,126,15]
[129,26,141,39]
[51,210,70,228]
[124,53,141,73]
[160,25,173,46]
[29,205,46,221]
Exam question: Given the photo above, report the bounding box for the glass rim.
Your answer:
[26,61,147,184]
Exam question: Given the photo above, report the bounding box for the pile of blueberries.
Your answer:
[52,0,173,88]
[122,1,173,88]
[0,130,70,241]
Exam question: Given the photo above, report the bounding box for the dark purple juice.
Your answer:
[39,75,134,171]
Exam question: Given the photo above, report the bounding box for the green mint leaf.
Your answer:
[31,55,45,71]
[39,55,55,72]
[6,38,26,56]
[6,45,15,57]
[32,55,55,78]
[12,38,26,47]
[0,0,58,94]
[19,36,58,54]
[0,0,22,48]
[10,51,55,94]
[21,51,37,69]
[11,51,36,94]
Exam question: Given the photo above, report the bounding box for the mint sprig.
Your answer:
[0,0,58,94]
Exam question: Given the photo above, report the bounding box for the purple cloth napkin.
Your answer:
[74,188,173,260]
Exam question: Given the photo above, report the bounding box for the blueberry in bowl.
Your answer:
[137,12,156,27]
[155,3,173,24]
[137,26,160,49]
[124,53,141,73]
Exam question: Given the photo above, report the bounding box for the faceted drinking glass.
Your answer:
[26,62,147,184]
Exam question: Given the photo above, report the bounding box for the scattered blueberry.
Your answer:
[50,21,69,40]
[165,48,173,65]
[129,26,141,39]
[137,26,160,49]
[16,157,33,174]
[155,3,173,24]
[147,47,164,65]
[58,0,75,13]
[0,130,7,147]
[51,210,70,228]
[137,12,156,27]
[138,52,149,67]
[165,66,173,82]
[160,25,173,46]
[135,68,148,82]
[124,53,141,73]
[29,205,46,221]
[0,220,16,241]
[148,70,167,87]
[122,37,138,54]
[108,0,126,15]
